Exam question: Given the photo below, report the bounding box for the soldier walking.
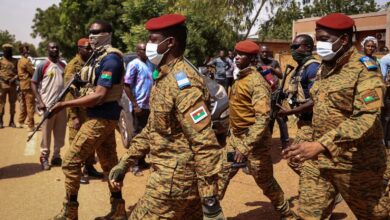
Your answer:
[217,40,294,219]
[63,38,103,184]
[109,14,225,219]
[282,13,390,219]
[50,20,126,219]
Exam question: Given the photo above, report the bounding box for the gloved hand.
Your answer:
[202,197,226,220]
[108,162,127,190]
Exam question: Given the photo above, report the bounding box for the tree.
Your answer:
[0,30,38,57]
[0,30,16,47]
[259,0,380,41]
[32,0,258,65]
[32,1,127,59]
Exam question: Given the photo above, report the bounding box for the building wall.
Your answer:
[293,9,390,52]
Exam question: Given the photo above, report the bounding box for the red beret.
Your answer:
[77,38,89,47]
[145,14,186,31]
[235,40,259,55]
[316,13,354,30]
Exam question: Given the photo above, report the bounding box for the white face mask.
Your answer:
[89,33,111,50]
[316,36,343,61]
[146,38,171,66]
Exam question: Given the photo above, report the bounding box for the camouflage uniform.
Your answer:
[0,56,18,117]
[298,47,390,219]
[286,58,319,174]
[116,57,222,219]
[61,45,124,196]
[218,66,292,217]
[63,54,97,167]
[17,56,35,129]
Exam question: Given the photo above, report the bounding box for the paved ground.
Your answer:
[0,103,354,220]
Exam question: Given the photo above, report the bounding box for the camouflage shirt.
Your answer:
[229,66,271,156]
[311,47,386,170]
[0,57,18,89]
[17,56,35,90]
[64,54,87,124]
[119,56,222,199]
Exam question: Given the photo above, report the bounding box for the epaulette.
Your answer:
[359,56,378,71]
[175,71,191,89]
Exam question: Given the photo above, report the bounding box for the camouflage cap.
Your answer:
[2,43,13,49]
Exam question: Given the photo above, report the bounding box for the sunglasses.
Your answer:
[290,44,307,50]
[89,29,106,35]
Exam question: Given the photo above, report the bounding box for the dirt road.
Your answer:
[0,104,354,220]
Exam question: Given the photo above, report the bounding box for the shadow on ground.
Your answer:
[227,201,278,219]
[0,163,41,179]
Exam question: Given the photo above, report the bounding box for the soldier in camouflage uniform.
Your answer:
[282,13,390,219]
[63,38,103,184]
[109,14,225,220]
[50,21,126,220]
[217,40,294,219]
[278,34,320,174]
[17,45,35,131]
[0,44,18,128]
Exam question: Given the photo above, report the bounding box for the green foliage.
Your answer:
[303,0,379,17]
[0,30,38,57]
[31,0,257,65]
[0,30,16,46]
[259,0,380,41]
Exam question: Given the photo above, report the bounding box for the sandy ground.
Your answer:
[0,103,355,220]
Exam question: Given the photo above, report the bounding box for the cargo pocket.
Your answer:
[170,161,196,198]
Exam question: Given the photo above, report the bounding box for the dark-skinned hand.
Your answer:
[276,103,290,117]
[49,102,65,116]
[234,149,246,163]
[282,141,326,162]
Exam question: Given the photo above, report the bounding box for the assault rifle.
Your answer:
[269,64,294,136]
[27,53,95,142]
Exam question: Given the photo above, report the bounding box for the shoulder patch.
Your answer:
[175,71,191,89]
[359,56,378,71]
[190,105,208,124]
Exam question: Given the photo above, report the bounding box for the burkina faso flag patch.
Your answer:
[190,105,208,124]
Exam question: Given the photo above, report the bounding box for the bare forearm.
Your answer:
[289,100,313,115]
[31,82,44,104]
[62,92,104,108]
[273,67,283,79]
[124,84,138,107]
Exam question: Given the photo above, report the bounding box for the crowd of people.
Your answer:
[1,11,390,220]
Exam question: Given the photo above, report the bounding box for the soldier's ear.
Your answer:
[167,37,175,49]
[340,34,349,46]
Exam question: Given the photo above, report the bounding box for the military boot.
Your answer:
[94,197,127,220]
[9,114,16,128]
[277,199,297,220]
[0,115,4,128]
[52,200,79,220]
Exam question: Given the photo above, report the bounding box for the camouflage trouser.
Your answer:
[0,84,17,116]
[218,134,290,215]
[299,160,390,219]
[67,123,97,167]
[62,118,119,195]
[129,194,202,220]
[288,120,313,175]
[18,89,35,128]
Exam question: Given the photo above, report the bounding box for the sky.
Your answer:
[0,0,388,47]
